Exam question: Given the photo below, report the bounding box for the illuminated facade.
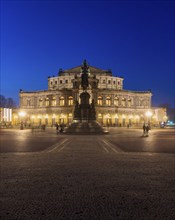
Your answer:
[0,108,12,123]
[14,60,167,127]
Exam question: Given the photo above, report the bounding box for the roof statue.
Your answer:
[81,59,89,90]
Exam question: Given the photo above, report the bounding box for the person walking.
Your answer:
[55,122,59,134]
[143,123,146,136]
[145,124,150,136]
[59,123,64,134]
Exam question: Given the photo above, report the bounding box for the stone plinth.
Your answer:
[65,122,108,135]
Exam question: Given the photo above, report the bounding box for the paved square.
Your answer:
[0,128,175,219]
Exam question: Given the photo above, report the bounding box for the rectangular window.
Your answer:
[60,80,62,84]
[108,80,111,84]
[103,80,105,84]
[66,80,68,83]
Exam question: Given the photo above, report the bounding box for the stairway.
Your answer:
[65,122,108,135]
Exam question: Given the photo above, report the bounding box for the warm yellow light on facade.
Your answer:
[45,114,48,119]
[37,115,42,119]
[163,115,168,121]
[135,115,140,119]
[105,113,111,119]
[145,110,153,117]
[114,114,118,119]
[122,114,126,119]
[60,113,66,118]
[152,115,157,119]
[31,115,35,119]
[129,115,133,119]
[52,114,56,119]
[18,111,26,117]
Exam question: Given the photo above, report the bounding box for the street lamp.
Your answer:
[18,111,26,130]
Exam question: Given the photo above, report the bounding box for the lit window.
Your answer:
[114,97,119,106]
[68,113,72,118]
[45,97,49,106]
[59,96,65,106]
[128,98,131,107]
[97,96,103,106]
[122,98,126,106]
[106,96,111,106]
[52,97,56,106]
[68,96,73,105]
[98,113,102,118]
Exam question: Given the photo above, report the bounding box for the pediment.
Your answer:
[64,65,108,73]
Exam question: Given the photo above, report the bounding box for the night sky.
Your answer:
[1,0,175,108]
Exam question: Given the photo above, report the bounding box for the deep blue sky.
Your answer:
[1,0,175,108]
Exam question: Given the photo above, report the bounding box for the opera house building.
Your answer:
[13,60,167,128]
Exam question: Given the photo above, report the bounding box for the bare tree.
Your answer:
[0,95,16,108]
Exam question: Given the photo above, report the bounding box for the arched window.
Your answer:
[98,113,102,118]
[97,96,103,106]
[45,97,49,106]
[52,96,56,106]
[114,97,119,106]
[122,98,126,107]
[68,96,73,106]
[128,98,131,107]
[59,96,65,106]
[106,96,111,106]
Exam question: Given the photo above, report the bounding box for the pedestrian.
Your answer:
[145,124,150,136]
[143,123,146,136]
[55,122,59,134]
[59,123,64,134]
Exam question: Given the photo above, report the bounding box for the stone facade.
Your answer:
[14,60,167,127]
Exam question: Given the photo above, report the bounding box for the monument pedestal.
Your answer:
[65,121,108,135]
[66,60,108,134]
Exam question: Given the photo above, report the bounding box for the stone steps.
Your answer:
[65,122,108,135]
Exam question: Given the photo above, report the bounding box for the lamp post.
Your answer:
[18,111,26,130]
